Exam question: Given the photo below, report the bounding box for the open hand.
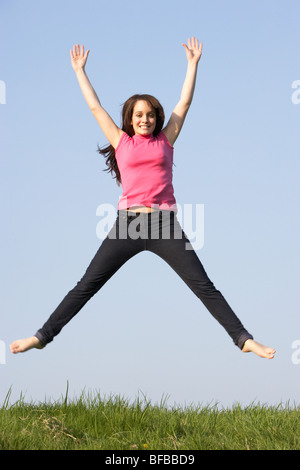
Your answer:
[182,37,203,64]
[70,44,90,72]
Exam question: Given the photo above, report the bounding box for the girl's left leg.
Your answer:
[148,213,258,351]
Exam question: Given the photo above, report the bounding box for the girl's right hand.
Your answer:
[70,44,90,72]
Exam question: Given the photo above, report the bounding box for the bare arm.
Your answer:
[163,37,203,146]
[70,45,123,149]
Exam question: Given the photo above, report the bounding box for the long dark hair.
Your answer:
[97,94,165,185]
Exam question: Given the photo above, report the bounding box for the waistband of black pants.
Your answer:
[117,209,176,219]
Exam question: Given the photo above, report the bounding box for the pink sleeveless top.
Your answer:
[115,132,177,212]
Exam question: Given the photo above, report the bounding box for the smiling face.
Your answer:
[131,100,157,136]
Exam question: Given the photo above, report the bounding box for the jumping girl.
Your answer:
[10,38,275,359]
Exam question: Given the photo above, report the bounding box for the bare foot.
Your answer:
[242,339,275,359]
[10,336,44,354]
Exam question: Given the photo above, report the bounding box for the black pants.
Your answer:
[35,210,253,349]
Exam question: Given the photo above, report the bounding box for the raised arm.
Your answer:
[163,37,203,146]
[70,45,123,149]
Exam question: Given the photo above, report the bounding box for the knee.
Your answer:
[73,276,101,297]
[192,278,220,298]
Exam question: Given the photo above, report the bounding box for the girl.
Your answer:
[10,38,275,359]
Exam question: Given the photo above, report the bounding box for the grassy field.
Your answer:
[1,387,299,450]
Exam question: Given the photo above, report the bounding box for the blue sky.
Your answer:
[1,0,299,408]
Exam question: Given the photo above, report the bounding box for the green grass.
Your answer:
[1,387,299,450]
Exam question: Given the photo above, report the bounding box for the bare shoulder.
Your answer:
[92,105,124,149]
[162,101,190,147]
[161,129,175,148]
[113,129,125,149]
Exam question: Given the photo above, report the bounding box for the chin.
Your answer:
[138,129,154,135]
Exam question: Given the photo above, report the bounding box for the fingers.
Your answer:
[70,44,78,59]
[70,44,88,58]
[184,37,202,51]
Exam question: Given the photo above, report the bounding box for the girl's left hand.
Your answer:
[182,37,203,64]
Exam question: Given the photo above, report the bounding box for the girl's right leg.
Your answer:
[10,216,144,352]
